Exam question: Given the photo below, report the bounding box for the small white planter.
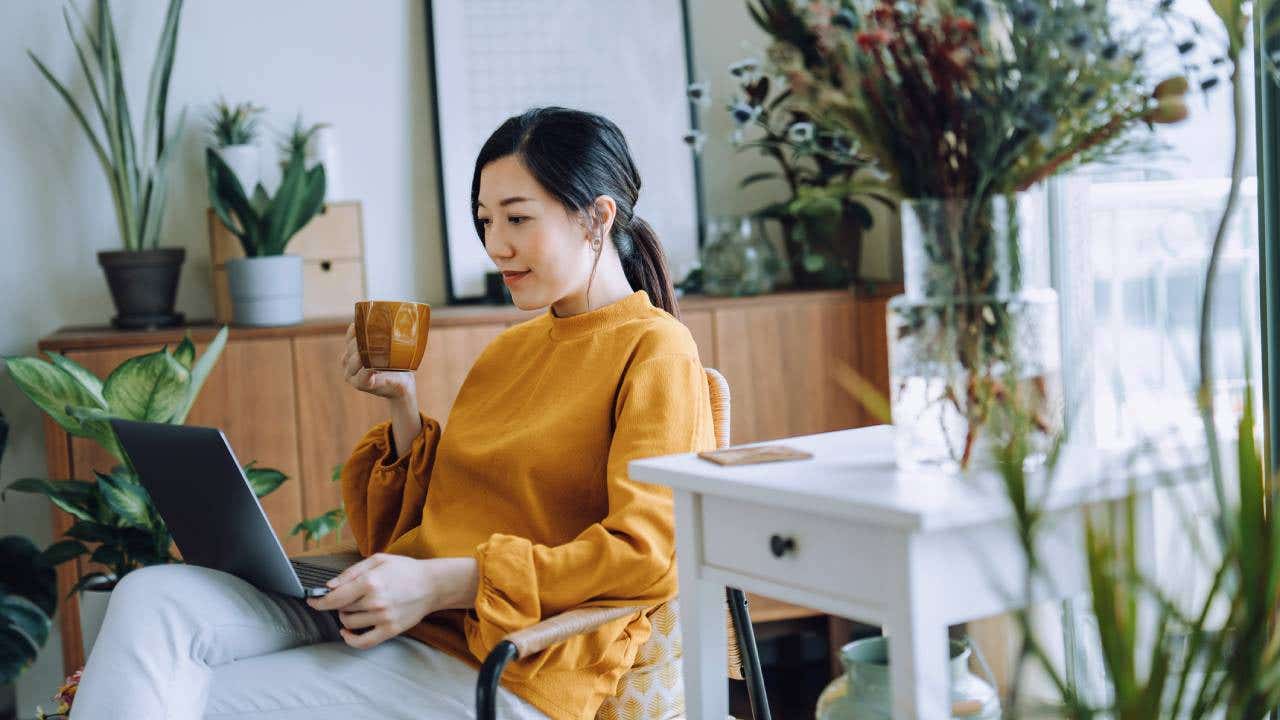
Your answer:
[216,143,261,193]
[225,255,304,326]
[79,588,112,657]
[305,125,342,201]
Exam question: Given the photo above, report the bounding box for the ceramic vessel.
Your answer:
[815,636,1001,719]
[353,300,431,371]
[97,247,185,329]
[225,255,304,327]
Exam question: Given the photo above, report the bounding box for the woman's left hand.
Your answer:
[306,553,479,649]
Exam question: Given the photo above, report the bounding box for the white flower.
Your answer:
[787,122,815,144]
[728,57,760,78]
[729,100,761,126]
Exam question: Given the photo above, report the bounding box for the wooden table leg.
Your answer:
[675,490,729,720]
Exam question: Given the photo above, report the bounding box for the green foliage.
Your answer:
[0,536,57,683]
[278,115,328,161]
[206,140,327,258]
[291,508,346,551]
[292,464,348,550]
[2,328,291,589]
[28,0,186,252]
[207,96,264,147]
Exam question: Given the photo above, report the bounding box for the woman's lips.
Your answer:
[502,270,530,285]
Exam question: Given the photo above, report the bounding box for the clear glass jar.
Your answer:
[700,215,781,296]
[888,194,1062,473]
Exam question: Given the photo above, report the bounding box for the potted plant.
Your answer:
[207,96,265,199]
[207,120,327,327]
[685,46,892,289]
[29,0,188,329]
[0,535,65,720]
[1,328,290,655]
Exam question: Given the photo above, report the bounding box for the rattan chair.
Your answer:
[475,367,770,720]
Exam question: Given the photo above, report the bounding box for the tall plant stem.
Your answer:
[1199,60,1247,545]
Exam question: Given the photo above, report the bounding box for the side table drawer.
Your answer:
[701,495,889,605]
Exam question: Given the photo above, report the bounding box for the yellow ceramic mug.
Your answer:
[353,300,431,371]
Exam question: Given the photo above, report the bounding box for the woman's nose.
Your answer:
[485,226,515,260]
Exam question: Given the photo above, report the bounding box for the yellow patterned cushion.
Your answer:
[598,601,685,720]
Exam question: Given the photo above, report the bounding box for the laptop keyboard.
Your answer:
[290,559,342,589]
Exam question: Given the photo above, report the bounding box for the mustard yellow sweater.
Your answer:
[339,289,715,720]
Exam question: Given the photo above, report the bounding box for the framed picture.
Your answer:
[425,0,705,303]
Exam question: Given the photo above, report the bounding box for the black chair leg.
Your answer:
[727,587,771,720]
[477,640,518,720]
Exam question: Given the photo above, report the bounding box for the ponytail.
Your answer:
[619,216,679,320]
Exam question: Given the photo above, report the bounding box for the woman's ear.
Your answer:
[591,195,618,241]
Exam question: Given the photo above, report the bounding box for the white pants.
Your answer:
[70,564,548,719]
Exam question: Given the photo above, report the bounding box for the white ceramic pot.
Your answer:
[225,255,304,326]
[305,125,342,202]
[79,588,112,657]
[216,143,260,194]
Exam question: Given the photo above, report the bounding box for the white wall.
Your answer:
[0,1,896,711]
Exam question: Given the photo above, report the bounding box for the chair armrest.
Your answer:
[503,605,644,658]
[475,605,645,720]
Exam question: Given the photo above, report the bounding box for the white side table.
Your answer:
[629,425,1185,720]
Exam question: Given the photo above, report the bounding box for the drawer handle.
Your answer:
[320,260,332,272]
[769,534,796,558]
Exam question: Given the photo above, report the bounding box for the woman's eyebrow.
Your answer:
[476,196,535,209]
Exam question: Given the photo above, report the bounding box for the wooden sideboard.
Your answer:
[37,286,897,675]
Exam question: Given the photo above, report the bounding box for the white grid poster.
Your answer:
[430,0,700,301]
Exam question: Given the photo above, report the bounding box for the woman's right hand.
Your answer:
[341,323,418,401]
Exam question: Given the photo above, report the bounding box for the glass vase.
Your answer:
[888,194,1062,473]
[700,215,781,296]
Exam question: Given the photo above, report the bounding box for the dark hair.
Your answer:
[470,107,680,319]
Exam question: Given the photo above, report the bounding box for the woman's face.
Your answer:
[475,155,595,311]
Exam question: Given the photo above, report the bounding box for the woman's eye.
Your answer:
[509,216,528,225]
[476,218,491,226]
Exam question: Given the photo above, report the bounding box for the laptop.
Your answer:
[109,419,359,600]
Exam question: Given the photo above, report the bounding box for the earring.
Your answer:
[592,232,603,252]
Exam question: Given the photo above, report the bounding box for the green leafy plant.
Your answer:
[290,463,347,550]
[278,114,328,161]
[207,96,264,147]
[994,0,1280,713]
[1,329,290,591]
[206,138,327,258]
[28,0,187,252]
[685,10,895,287]
[0,536,63,684]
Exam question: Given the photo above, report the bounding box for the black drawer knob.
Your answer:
[769,534,796,558]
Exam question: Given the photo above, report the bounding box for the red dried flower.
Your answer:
[856,29,892,51]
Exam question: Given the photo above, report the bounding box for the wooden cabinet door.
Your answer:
[712,296,864,444]
[682,309,716,369]
[66,338,305,555]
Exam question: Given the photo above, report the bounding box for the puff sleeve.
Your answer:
[339,414,443,557]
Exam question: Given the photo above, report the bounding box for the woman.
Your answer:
[71,107,715,720]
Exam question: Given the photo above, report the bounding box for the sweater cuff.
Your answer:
[466,534,540,656]
[371,413,434,473]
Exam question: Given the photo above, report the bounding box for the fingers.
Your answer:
[346,322,355,341]
[329,553,385,588]
[340,623,393,650]
[337,608,385,629]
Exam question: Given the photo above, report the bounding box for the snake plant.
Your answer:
[207,143,327,257]
[28,0,187,252]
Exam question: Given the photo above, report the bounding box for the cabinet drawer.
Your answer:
[701,495,890,606]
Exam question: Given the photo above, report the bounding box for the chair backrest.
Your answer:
[599,367,743,720]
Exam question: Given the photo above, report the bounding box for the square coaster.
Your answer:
[697,444,814,466]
